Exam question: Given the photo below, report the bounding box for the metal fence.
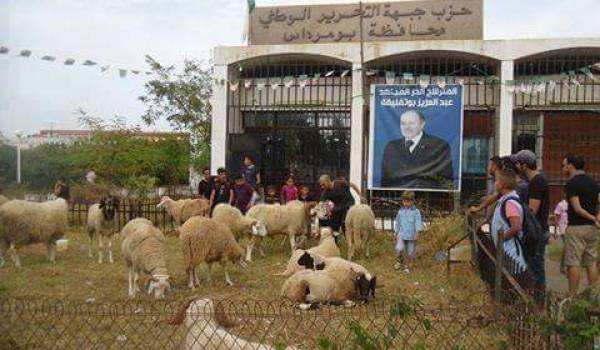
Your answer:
[0,294,545,350]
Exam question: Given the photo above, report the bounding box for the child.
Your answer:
[233,175,254,214]
[298,185,315,203]
[394,191,423,273]
[553,193,569,273]
[264,185,280,204]
[280,176,299,204]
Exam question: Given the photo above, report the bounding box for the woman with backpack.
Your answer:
[491,168,528,273]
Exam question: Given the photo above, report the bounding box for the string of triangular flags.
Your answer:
[219,63,600,95]
[0,45,152,79]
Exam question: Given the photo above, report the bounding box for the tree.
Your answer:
[139,55,212,170]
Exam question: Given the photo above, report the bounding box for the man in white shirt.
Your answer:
[381,109,453,189]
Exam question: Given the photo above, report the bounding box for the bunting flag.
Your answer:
[130,70,140,75]
[244,79,252,89]
[324,70,335,77]
[311,73,321,84]
[229,80,239,92]
[365,69,378,77]
[83,60,97,66]
[119,69,127,78]
[19,50,32,57]
[256,78,266,90]
[100,65,110,72]
[435,76,447,89]
[270,79,280,91]
[340,69,350,78]
[402,72,414,82]
[385,71,396,85]
[64,58,75,65]
[283,76,295,88]
[298,74,308,88]
[0,47,8,54]
[41,55,56,62]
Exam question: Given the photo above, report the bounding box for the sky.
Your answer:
[0,0,599,137]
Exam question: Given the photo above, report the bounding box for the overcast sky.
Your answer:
[0,0,598,136]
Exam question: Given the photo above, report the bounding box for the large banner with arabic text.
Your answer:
[368,84,464,192]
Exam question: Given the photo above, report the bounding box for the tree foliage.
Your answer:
[138,55,212,170]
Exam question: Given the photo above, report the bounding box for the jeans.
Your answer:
[528,231,550,289]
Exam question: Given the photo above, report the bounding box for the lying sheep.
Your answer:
[86,196,120,264]
[157,196,210,227]
[179,216,247,288]
[211,204,267,240]
[120,218,170,299]
[171,298,297,350]
[344,204,375,261]
[245,201,311,262]
[280,268,373,308]
[277,227,340,277]
[0,198,68,268]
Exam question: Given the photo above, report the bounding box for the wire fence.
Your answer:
[0,293,546,350]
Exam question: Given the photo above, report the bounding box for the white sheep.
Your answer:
[86,196,120,264]
[120,218,170,299]
[277,227,340,277]
[170,298,297,350]
[0,198,68,268]
[157,196,210,227]
[211,204,267,240]
[344,204,375,261]
[244,200,311,262]
[280,267,374,308]
[179,216,247,289]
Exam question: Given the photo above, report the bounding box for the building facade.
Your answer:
[211,38,600,209]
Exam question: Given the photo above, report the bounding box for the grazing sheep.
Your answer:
[86,196,120,264]
[211,204,267,240]
[245,201,311,262]
[179,216,247,289]
[120,218,153,239]
[0,198,68,268]
[280,268,374,307]
[277,227,340,277]
[120,218,170,299]
[344,204,375,261]
[171,298,297,350]
[157,196,210,227]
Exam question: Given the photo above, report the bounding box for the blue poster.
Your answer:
[368,84,464,192]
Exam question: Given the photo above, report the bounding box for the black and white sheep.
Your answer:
[86,196,120,264]
[277,227,340,277]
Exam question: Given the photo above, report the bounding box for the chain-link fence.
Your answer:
[0,294,545,350]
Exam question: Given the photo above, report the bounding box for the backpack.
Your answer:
[499,196,544,261]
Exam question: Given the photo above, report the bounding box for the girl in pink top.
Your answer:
[553,198,568,240]
[280,176,298,204]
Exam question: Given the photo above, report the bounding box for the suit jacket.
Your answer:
[381,133,454,189]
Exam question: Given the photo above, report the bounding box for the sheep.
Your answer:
[157,196,210,227]
[211,204,267,240]
[244,200,311,262]
[280,268,374,308]
[0,198,68,268]
[277,227,340,277]
[120,218,170,299]
[170,298,297,350]
[120,218,153,239]
[179,216,247,289]
[86,196,120,264]
[344,204,375,261]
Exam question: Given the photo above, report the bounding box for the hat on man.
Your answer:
[514,149,537,168]
[401,191,415,201]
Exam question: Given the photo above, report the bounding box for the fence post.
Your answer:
[495,230,505,318]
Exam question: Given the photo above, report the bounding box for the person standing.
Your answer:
[318,174,356,239]
[233,175,254,214]
[562,154,600,295]
[197,167,214,200]
[210,168,234,211]
[241,155,260,190]
[53,177,70,201]
[513,150,550,295]
[394,191,423,273]
[280,176,299,204]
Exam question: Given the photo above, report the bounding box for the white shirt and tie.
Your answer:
[405,132,423,154]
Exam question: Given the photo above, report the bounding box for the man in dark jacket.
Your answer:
[381,109,453,189]
[197,167,213,199]
[318,174,356,241]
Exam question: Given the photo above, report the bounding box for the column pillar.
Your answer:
[210,64,228,173]
[498,60,515,156]
[349,62,364,193]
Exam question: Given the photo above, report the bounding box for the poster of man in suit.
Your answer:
[368,84,464,191]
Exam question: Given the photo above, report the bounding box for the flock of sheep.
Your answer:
[0,193,379,349]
